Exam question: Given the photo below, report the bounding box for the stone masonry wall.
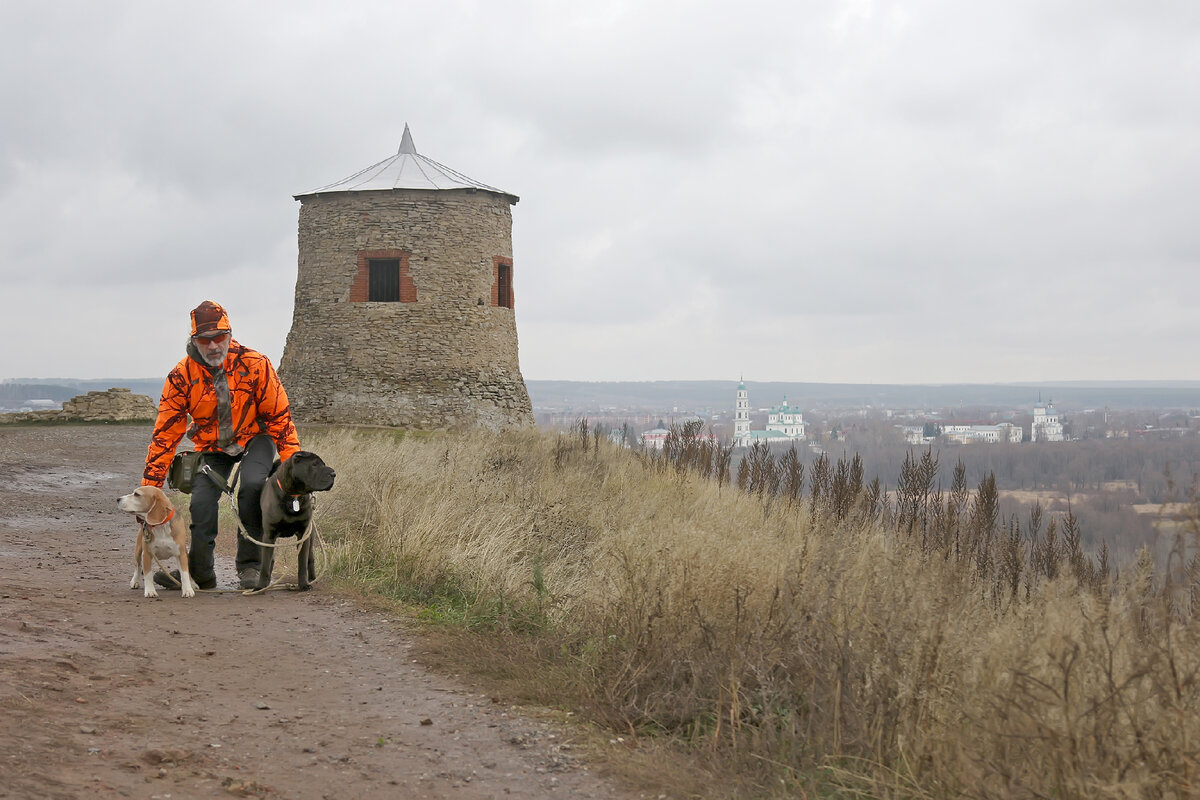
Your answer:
[280,189,533,431]
[0,388,157,424]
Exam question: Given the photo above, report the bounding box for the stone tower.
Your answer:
[280,126,533,431]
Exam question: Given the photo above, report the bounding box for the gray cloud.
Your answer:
[2,0,1199,383]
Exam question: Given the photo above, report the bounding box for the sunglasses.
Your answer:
[193,332,230,346]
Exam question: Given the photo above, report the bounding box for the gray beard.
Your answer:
[185,337,230,368]
[185,337,237,452]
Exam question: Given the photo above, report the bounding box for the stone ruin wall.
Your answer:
[280,189,533,431]
[0,387,157,424]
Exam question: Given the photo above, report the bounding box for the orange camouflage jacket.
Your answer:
[142,340,301,487]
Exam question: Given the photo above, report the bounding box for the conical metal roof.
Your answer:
[295,124,518,202]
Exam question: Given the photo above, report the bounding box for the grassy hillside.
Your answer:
[268,426,1200,797]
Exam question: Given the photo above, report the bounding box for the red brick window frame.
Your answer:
[350,250,416,303]
[491,256,514,309]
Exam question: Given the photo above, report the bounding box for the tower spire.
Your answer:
[398,123,416,155]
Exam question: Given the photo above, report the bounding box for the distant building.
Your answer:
[767,397,806,439]
[899,421,1021,445]
[1032,401,1064,442]
[639,428,671,450]
[733,379,806,447]
[639,425,718,450]
[941,422,1022,444]
[734,380,751,443]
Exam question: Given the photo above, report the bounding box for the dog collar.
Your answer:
[139,506,175,524]
[274,477,305,498]
[139,506,176,533]
[276,477,306,513]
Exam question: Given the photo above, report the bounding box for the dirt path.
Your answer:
[0,425,638,800]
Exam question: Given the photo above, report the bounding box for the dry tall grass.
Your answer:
[305,424,1200,799]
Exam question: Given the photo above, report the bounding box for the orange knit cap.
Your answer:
[190,301,231,337]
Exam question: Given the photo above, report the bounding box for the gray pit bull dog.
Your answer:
[255,451,336,591]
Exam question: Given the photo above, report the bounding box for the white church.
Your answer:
[733,379,806,448]
[1031,400,1065,442]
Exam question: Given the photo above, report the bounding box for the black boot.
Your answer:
[153,570,215,591]
[153,569,181,588]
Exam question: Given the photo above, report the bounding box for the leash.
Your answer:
[140,518,277,595]
[195,462,325,592]
[139,511,190,589]
[200,463,316,549]
[143,464,319,596]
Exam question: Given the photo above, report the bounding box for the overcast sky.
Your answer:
[3,1,1198,384]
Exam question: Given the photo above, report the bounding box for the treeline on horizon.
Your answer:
[831,431,1200,559]
[838,434,1200,501]
[0,382,82,407]
[0,379,164,408]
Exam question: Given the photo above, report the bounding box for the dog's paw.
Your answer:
[252,569,271,591]
[181,578,196,598]
[143,584,159,598]
[129,576,140,590]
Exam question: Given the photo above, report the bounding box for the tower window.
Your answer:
[492,256,514,309]
[351,250,416,303]
[368,259,400,302]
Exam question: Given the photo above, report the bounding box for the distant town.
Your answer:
[530,378,1200,449]
[5,377,1200,448]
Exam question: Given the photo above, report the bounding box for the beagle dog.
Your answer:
[117,485,197,598]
